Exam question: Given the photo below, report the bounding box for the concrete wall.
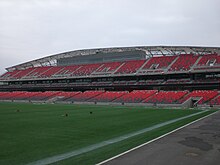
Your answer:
[0,99,219,110]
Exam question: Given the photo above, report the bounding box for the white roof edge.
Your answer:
[6,45,220,71]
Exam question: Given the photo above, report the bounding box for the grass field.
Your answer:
[0,102,215,165]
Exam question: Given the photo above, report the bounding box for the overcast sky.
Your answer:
[0,0,220,73]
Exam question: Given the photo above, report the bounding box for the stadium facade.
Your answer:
[0,46,220,108]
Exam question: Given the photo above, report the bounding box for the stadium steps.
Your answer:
[141,91,158,103]
[25,68,47,78]
[17,92,41,100]
[177,92,191,104]
[69,66,83,76]
[28,91,60,101]
[168,54,200,72]
[45,92,63,100]
[165,56,179,72]
[79,91,105,102]
[51,67,66,77]
[86,91,128,102]
[35,67,52,78]
[39,67,53,77]
[50,67,65,77]
[22,70,38,78]
[55,66,82,77]
[136,58,150,72]
[210,94,220,105]
[210,93,220,103]
[56,92,81,102]
[177,91,189,101]
[46,96,63,103]
[113,90,158,103]
[181,96,196,107]
[90,64,105,75]
[177,92,203,106]
[109,92,128,102]
[10,70,22,78]
[179,90,219,105]
[191,56,203,70]
[112,62,126,74]
[92,64,106,74]
[22,68,38,78]
[203,92,220,104]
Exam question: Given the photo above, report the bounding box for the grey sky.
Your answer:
[0,0,220,74]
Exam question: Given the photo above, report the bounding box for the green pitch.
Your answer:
[0,102,214,165]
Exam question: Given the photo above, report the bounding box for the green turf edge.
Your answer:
[52,110,216,165]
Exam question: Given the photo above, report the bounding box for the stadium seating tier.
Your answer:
[0,90,218,106]
[1,54,220,80]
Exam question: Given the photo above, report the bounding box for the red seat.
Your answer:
[93,62,123,75]
[210,95,220,105]
[28,91,61,101]
[169,54,199,72]
[178,90,218,104]
[65,91,104,102]
[114,90,157,103]
[142,56,176,71]
[88,91,128,102]
[143,91,188,104]
[115,60,145,74]
[0,91,25,100]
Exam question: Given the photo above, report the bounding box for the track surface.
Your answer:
[103,111,220,165]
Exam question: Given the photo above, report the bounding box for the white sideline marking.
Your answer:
[97,110,218,165]
[26,110,210,165]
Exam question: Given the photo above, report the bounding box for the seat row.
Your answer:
[0,90,219,105]
[1,54,220,80]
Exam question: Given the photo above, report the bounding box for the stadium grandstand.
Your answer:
[0,45,220,108]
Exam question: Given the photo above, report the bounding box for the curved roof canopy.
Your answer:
[6,46,220,72]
